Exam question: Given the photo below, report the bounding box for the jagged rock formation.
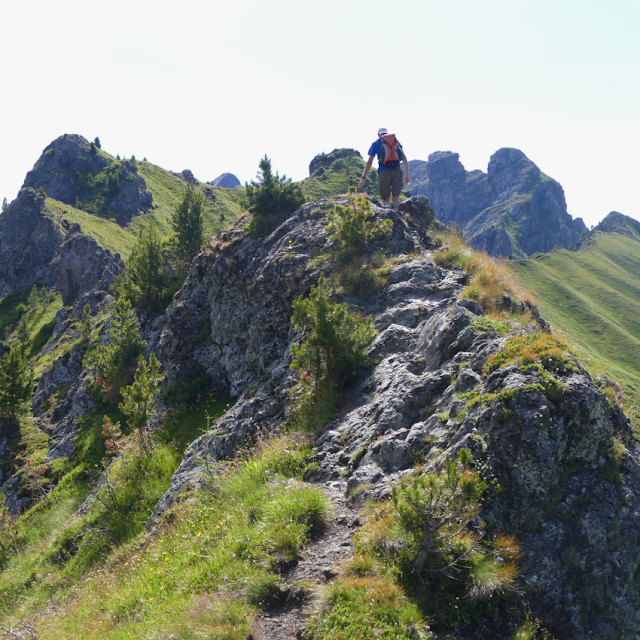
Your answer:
[0,188,122,303]
[594,211,640,239]
[408,149,587,257]
[22,134,153,224]
[209,172,241,188]
[176,169,197,184]
[148,195,638,639]
[151,196,434,519]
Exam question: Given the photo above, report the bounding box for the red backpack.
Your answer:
[379,134,403,168]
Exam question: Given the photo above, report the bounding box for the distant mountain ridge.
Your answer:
[408,148,587,258]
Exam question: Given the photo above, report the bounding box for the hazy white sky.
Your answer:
[1,0,638,228]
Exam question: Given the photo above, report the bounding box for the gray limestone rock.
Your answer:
[0,189,122,303]
[407,148,587,257]
[23,134,153,224]
[147,191,639,637]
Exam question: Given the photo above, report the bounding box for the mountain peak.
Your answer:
[22,133,153,224]
[595,211,640,239]
[408,148,586,257]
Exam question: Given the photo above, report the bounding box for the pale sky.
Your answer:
[1,0,638,228]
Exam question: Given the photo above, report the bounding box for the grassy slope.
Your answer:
[302,152,380,200]
[45,157,244,262]
[134,160,244,242]
[511,231,640,430]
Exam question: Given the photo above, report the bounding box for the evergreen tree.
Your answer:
[1,198,8,215]
[171,183,205,265]
[83,298,146,401]
[291,276,376,389]
[119,352,165,454]
[94,137,102,149]
[241,156,306,235]
[80,303,92,339]
[125,220,168,308]
[0,347,34,423]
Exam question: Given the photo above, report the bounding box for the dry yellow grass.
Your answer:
[432,230,538,319]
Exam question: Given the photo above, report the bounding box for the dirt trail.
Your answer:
[252,480,359,640]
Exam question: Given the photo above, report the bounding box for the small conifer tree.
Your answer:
[171,183,206,266]
[93,137,101,149]
[83,298,146,402]
[0,347,34,424]
[291,276,376,389]
[290,277,376,431]
[241,156,306,235]
[125,220,168,308]
[80,303,92,339]
[119,352,165,454]
[2,198,8,215]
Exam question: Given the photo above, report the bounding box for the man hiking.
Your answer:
[358,128,410,206]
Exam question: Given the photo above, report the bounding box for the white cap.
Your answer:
[377,128,388,136]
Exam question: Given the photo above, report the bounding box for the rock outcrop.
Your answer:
[148,194,639,639]
[0,188,122,304]
[209,172,241,188]
[593,211,640,239]
[22,134,153,224]
[308,148,363,177]
[408,149,587,257]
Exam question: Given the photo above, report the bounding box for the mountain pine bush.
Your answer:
[241,155,305,236]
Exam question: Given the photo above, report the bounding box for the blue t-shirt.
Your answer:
[368,138,403,172]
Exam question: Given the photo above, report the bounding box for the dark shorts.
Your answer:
[378,167,403,198]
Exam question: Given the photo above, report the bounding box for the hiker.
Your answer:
[358,128,410,206]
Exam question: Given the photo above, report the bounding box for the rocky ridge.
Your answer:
[593,211,640,240]
[0,187,122,304]
[146,195,638,639]
[0,135,638,638]
[23,134,153,225]
[408,148,587,258]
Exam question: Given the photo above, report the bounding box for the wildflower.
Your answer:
[232,554,237,558]
[224,577,229,582]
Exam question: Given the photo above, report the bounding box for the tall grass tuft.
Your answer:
[433,229,537,318]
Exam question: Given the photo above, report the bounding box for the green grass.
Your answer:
[135,160,244,242]
[511,231,640,430]
[302,150,378,199]
[2,431,328,639]
[47,199,137,259]
[0,290,30,335]
[43,158,244,262]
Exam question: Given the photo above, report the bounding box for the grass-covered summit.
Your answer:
[302,148,379,199]
[18,134,244,261]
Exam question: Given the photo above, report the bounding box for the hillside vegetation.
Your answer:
[511,229,640,429]
[45,156,244,262]
[1,135,639,639]
[302,149,380,200]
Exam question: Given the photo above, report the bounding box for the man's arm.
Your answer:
[402,150,410,185]
[358,156,375,190]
